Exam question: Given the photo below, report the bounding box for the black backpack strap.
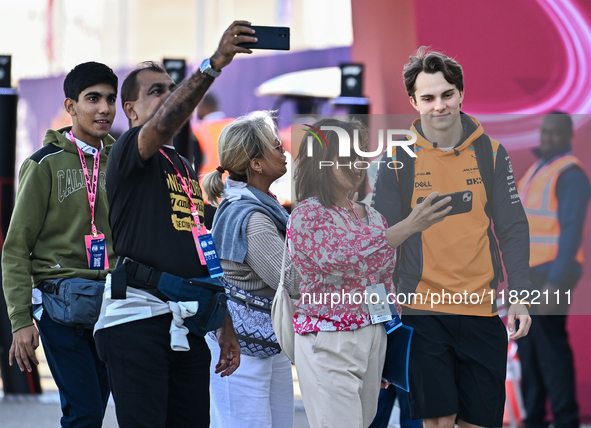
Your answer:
[474,134,493,208]
[396,144,415,219]
[393,144,415,288]
[474,135,505,283]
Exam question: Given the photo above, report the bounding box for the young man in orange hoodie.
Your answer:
[373,47,532,428]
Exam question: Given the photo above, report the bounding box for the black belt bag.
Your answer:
[38,278,105,329]
[111,259,228,337]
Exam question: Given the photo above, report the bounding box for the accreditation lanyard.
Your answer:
[69,132,101,236]
[159,148,200,224]
[335,199,364,232]
[68,131,108,269]
[158,149,214,270]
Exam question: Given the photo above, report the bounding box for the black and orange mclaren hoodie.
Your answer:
[372,114,531,315]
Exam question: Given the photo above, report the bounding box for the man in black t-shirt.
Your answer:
[94,21,257,428]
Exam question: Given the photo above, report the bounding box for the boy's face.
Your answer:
[410,71,464,134]
[65,83,117,145]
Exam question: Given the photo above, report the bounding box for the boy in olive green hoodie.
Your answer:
[2,62,118,428]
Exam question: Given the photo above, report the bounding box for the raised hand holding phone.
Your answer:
[237,25,290,50]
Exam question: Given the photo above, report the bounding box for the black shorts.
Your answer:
[402,308,508,426]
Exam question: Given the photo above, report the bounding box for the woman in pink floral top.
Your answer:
[290,196,397,333]
[289,118,450,428]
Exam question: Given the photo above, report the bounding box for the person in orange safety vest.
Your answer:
[516,112,590,428]
[192,93,234,179]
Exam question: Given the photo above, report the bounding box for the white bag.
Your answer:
[271,239,296,363]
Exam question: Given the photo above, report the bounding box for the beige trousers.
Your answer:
[294,324,387,428]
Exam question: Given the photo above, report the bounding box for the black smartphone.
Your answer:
[238,25,290,50]
[417,190,473,216]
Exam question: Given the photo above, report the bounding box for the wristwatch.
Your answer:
[199,58,221,78]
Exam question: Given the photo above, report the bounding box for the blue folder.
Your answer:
[382,323,413,392]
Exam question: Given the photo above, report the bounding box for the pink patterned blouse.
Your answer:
[288,197,397,334]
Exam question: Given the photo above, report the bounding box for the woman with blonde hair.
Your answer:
[202,111,300,428]
[289,117,451,428]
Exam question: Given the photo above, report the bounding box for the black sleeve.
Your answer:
[107,126,154,179]
[371,151,402,227]
[491,144,531,294]
[549,167,591,287]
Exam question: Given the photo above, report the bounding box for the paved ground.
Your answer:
[0,393,118,428]
[0,342,319,428]
[0,393,314,428]
[0,342,411,427]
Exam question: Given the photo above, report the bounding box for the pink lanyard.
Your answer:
[68,132,101,237]
[159,149,201,227]
[335,199,364,231]
[347,199,364,226]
